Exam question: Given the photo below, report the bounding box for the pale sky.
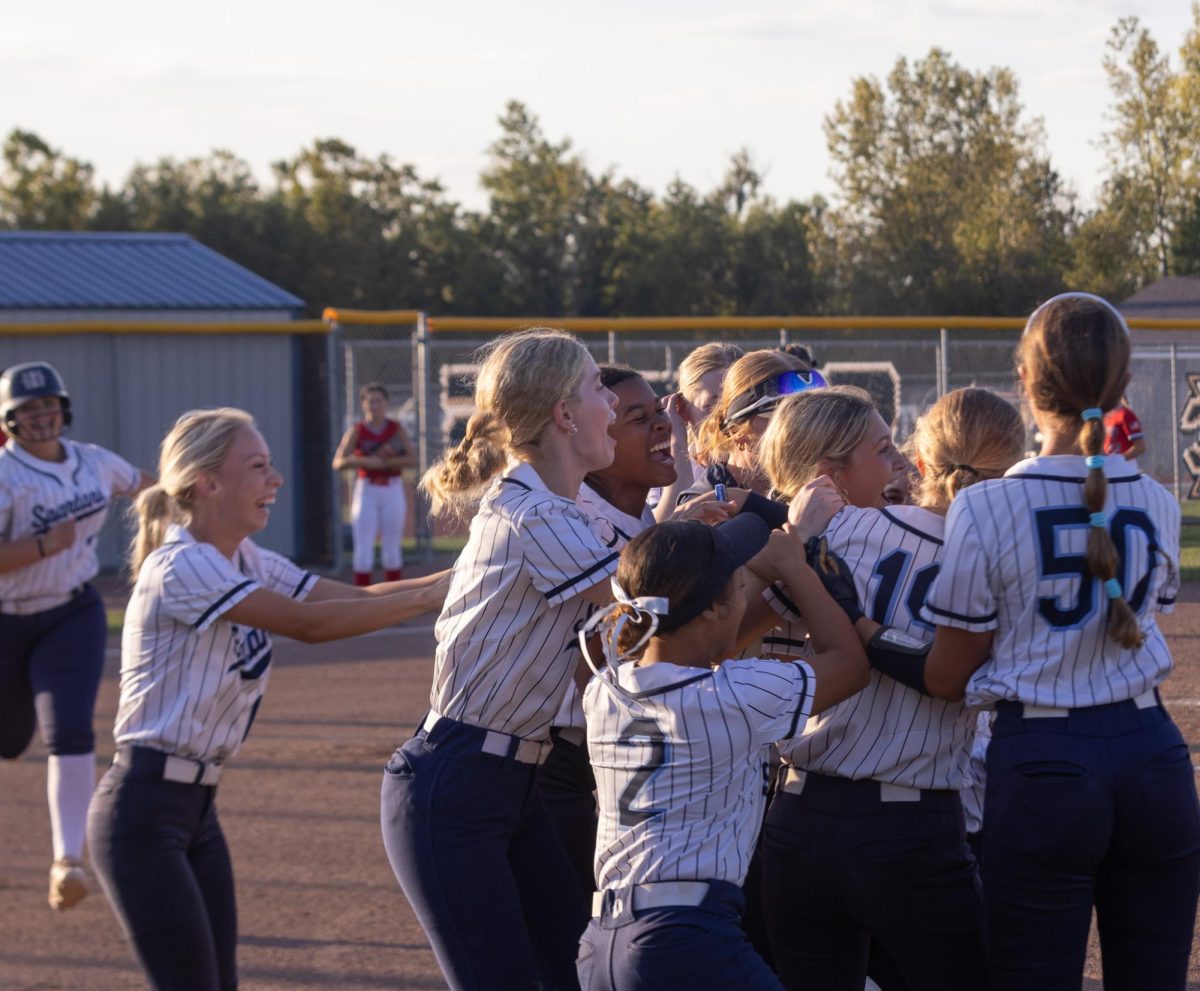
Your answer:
[3,1,1194,213]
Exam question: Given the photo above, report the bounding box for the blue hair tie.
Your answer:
[1081,408,1103,422]
[1105,578,1122,599]
[1085,454,1106,470]
[1089,512,1107,528]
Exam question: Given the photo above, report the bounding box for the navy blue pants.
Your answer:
[761,773,987,991]
[0,585,105,758]
[578,880,782,991]
[381,716,587,991]
[88,748,237,991]
[537,729,598,910]
[983,696,1200,991]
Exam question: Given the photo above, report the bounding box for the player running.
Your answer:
[577,515,867,991]
[0,361,151,910]
[381,329,623,991]
[755,384,997,990]
[87,407,448,991]
[915,293,1200,990]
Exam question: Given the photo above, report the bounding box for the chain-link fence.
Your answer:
[325,314,1200,566]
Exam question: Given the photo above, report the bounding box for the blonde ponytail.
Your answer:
[419,329,591,519]
[127,407,255,578]
[420,412,510,519]
[910,388,1025,513]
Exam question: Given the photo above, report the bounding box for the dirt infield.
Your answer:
[5,590,1200,989]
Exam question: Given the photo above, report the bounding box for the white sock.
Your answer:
[47,753,95,862]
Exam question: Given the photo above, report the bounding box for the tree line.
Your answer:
[4,10,1200,318]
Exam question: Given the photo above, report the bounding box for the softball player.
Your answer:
[381,330,624,991]
[917,293,1200,991]
[86,407,448,991]
[754,385,999,991]
[333,383,416,585]
[578,515,868,991]
[543,365,739,903]
[1104,401,1145,460]
[541,365,677,903]
[0,361,150,910]
[681,349,821,505]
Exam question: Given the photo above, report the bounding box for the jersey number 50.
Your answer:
[1035,507,1157,627]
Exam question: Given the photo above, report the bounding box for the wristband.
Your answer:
[866,626,932,695]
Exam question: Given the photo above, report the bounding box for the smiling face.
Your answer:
[567,355,619,472]
[11,395,64,445]
[208,425,283,536]
[837,411,906,509]
[592,376,677,490]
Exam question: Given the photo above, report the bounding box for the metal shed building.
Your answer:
[0,231,313,567]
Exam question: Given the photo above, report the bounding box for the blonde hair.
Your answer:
[693,349,807,467]
[759,386,877,500]
[1018,294,1141,649]
[128,408,256,577]
[420,329,591,518]
[677,343,744,406]
[909,388,1025,513]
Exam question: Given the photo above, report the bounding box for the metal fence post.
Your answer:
[607,329,617,364]
[414,312,435,564]
[326,319,344,574]
[1171,343,1181,501]
[938,327,949,397]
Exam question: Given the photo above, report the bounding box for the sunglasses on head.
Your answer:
[723,369,828,428]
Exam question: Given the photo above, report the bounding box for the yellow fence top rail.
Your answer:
[427,315,1028,332]
[428,315,1200,332]
[9,312,1200,337]
[0,319,327,336]
[323,308,423,325]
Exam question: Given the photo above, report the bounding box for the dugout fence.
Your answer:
[324,310,1200,568]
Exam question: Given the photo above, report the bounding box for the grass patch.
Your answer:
[106,609,124,635]
[402,535,469,555]
[1182,521,1200,583]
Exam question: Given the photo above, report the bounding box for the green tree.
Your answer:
[1098,15,1194,281]
[822,49,1073,314]
[0,129,98,230]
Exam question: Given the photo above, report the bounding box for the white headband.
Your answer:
[1024,291,1131,338]
[578,581,671,681]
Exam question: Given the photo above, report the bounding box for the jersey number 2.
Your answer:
[617,717,667,827]
[1034,507,1157,627]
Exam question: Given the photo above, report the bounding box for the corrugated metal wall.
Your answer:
[0,330,301,569]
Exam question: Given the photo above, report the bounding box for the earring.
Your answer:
[568,424,578,435]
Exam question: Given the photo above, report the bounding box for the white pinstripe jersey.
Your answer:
[0,439,139,605]
[114,524,316,763]
[926,455,1180,709]
[586,657,815,889]
[774,505,973,789]
[430,461,620,741]
[551,483,657,732]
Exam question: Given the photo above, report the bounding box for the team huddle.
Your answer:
[1,290,1197,991]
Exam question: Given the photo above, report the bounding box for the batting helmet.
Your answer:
[0,362,73,434]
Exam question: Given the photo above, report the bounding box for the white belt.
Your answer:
[114,748,223,786]
[781,766,923,803]
[422,711,551,765]
[592,881,711,917]
[0,585,85,616]
[1022,687,1158,719]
